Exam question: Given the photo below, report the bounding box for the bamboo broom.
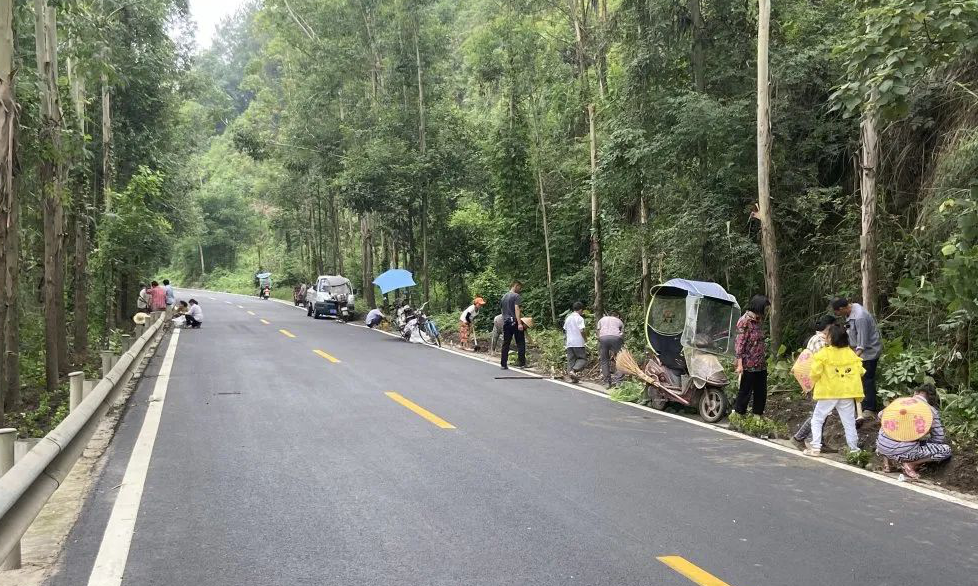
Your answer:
[615,349,659,386]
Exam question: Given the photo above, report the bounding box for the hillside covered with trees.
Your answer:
[2,0,978,442]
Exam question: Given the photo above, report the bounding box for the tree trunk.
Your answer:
[69,51,89,367]
[36,0,66,391]
[315,193,324,274]
[640,192,650,310]
[588,103,603,319]
[536,166,557,324]
[330,190,340,273]
[414,22,429,302]
[860,107,879,315]
[360,214,376,307]
[101,71,112,209]
[756,0,782,351]
[689,0,706,92]
[73,200,88,365]
[198,241,205,275]
[0,1,16,416]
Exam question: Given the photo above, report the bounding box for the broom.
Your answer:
[615,349,659,386]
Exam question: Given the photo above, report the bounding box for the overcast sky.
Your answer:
[188,0,249,48]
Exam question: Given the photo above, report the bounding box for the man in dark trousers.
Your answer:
[499,281,526,370]
[832,297,882,421]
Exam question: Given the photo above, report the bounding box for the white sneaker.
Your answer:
[803,448,821,457]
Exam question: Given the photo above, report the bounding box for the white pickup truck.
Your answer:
[305,275,356,321]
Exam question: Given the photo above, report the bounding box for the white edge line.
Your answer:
[87,329,181,586]
[179,287,978,511]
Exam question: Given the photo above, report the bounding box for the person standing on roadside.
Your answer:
[163,279,175,311]
[596,310,624,387]
[790,314,837,450]
[734,294,771,416]
[832,297,882,420]
[136,283,150,313]
[500,281,526,370]
[148,280,168,312]
[459,297,486,350]
[803,324,864,457]
[564,302,587,383]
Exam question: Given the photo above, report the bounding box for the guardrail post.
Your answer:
[69,371,85,412]
[0,428,20,570]
[100,350,114,378]
[83,379,95,399]
[121,334,132,352]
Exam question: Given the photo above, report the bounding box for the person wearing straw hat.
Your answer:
[877,383,951,479]
[790,314,838,450]
[803,324,865,457]
[459,297,486,350]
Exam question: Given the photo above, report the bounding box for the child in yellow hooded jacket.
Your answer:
[804,324,865,456]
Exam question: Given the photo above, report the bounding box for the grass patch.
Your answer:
[728,412,788,439]
[845,449,873,469]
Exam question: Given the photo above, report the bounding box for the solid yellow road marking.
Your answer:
[657,556,734,586]
[279,329,296,338]
[314,349,341,363]
[247,310,255,316]
[385,392,456,429]
[260,319,271,325]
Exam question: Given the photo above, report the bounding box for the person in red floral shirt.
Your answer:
[734,294,771,416]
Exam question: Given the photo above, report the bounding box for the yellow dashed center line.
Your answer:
[385,392,456,429]
[279,329,296,338]
[657,556,734,586]
[247,311,255,316]
[237,305,244,309]
[225,301,232,305]
[260,319,271,325]
[314,349,341,363]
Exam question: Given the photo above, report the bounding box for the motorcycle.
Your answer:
[397,302,440,347]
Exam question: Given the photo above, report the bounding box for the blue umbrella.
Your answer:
[373,269,416,294]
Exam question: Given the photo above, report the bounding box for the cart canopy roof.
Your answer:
[317,275,352,287]
[651,279,736,303]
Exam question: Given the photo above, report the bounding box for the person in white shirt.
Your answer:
[136,284,150,312]
[596,310,625,386]
[458,297,485,350]
[185,299,204,329]
[563,301,587,383]
[365,308,386,328]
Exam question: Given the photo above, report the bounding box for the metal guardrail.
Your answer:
[0,312,166,567]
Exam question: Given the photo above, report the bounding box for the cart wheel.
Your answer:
[646,386,668,410]
[699,387,728,423]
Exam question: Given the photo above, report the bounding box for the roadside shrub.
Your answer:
[845,449,873,469]
[609,380,646,403]
[728,412,788,439]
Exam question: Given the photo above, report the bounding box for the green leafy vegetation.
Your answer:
[728,413,789,439]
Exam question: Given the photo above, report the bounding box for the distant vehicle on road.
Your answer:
[306,275,356,321]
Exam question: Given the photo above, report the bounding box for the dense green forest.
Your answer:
[2,0,978,441]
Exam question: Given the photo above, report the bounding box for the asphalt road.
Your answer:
[46,290,978,586]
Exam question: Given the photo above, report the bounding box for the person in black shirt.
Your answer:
[499,281,526,370]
